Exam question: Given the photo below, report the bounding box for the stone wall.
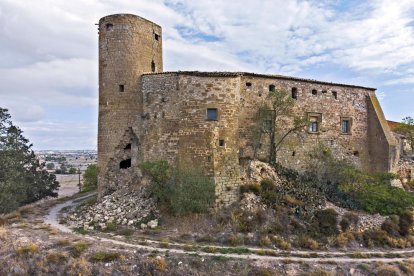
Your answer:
[367,95,398,172]
[237,75,375,172]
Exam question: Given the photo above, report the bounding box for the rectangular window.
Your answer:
[119,85,125,92]
[311,89,317,95]
[291,87,298,99]
[219,139,225,147]
[341,118,351,134]
[332,91,337,99]
[308,113,321,133]
[207,108,218,121]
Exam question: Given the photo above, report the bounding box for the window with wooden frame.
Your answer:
[341,117,352,134]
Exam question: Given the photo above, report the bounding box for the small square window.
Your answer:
[207,108,218,121]
[322,90,327,94]
[246,82,252,88]
[219,139,225,147]
[269,84,275,92]
[311,89,317,96]
[119,85,125,92]
[341,118,351,134]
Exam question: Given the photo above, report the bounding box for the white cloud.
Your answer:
[0,0,413,148]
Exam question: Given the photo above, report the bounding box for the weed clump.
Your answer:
[71,242,89,257]
[90,251,120,262]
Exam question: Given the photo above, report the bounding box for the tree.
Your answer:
[0,108,59,214]
[46,163,55,170]
[394,117,414,154]
[83,164,98,192]
[68,167,77,174]
[251,89,307,164]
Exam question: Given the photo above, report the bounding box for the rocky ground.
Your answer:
[1,194,414,275]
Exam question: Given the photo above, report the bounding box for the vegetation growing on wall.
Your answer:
[306,145,414,215]
[251,89,307,164]
[140,161,215,216]
[0,108,59,214]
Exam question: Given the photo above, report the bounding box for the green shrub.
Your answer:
[312,208,339,236]
[307,144,414,216]
[141,161,215,216]
[140,161,171,205]
[340,212,359,231]
[82,164,98,192]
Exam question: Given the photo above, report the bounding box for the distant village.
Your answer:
[36,150,97,174]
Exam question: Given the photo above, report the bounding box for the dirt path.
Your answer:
[42,195,414,264]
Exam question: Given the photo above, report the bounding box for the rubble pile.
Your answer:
[66,186,158,231]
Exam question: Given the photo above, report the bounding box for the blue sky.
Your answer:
[0,0,413,150]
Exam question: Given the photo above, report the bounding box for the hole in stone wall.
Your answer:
[119,85,125,92]
[119,159,131,169]
[162,112,165,118]
[246,82,252,88]
[269,84,275,92]
[292,87,298,99]
[207,156,211,162]
[312,89,317,95]
[151,61,156,72]
[353,151,359,157]
[106,23,113,31]
[292,151,296,156]
[332,91,338,99]
[219,139,225,147]
[124,143,131,150]
[322,90,327,94]
[154,33,159,41]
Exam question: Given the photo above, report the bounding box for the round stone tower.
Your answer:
[97,14,163,185]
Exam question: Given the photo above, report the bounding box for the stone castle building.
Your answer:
[97,13,399,206]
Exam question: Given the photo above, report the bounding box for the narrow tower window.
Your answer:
[151,61,156,72]
[332,91,338,99]
[269,84,275,92]
[219,139,225,147]
[119,85,125,92]
[291,87,298,99]
[341,118,352,134]
[106,23,113,31]
[154,33,159,41]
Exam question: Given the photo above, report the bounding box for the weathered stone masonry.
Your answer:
[97,14,398,206]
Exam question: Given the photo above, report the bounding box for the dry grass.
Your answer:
[90,251,120,262]
[56,239,71,246]
[46,251,68,263]
[154,256,167,272]
[0,226,8,241]
[16,242,39,256]
[71,241,90,257]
